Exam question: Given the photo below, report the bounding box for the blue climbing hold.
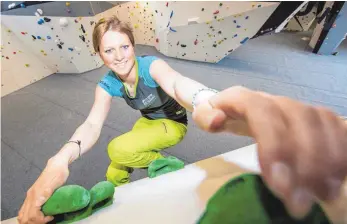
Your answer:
[38,19,44,25]
[237,25,241,28]
[68,48,74,51]
[37,36,41,39]
[170,10,174,18]
[20,3,26,8]
[233,34,238,38]
[47,36,51,39]
[240,37,249,44]
[169,27,177,32]
[245,16,249,19]
[233,20,237,23]
[167,21,170,27]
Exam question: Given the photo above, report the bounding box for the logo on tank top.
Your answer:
[142,93,156,106]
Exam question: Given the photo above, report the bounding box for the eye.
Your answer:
[105,49,113,54]
[122,45,129,50]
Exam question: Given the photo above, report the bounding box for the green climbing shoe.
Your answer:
[42,185,90,216]
[148,156,185,178]
[197,173,330,224]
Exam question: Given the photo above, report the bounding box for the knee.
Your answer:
[107,137,136,163]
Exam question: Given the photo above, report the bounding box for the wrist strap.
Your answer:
[66,140,81,159]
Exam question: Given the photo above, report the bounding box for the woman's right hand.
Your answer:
[18,157,70,224]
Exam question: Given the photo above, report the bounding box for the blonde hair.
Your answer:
[92,16,135,53]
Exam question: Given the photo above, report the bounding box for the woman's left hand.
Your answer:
[192,86,347,218]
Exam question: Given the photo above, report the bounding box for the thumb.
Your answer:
[44,216,54,223]
[193,100,227,133]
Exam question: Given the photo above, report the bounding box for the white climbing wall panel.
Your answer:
[1,23,55,97]
[1,15,103,74]
[96,1,279,63]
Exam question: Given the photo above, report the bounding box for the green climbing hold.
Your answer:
[42,181,115,223]
[148,156,185,178]
[197,174,330,224]
[42,185,90,216]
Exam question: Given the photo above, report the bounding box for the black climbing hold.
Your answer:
[56,35,59,37]
[177,41,180,45]
[218,31,222,34]
[43,17,51,22]
[245,16,249,19]
[181,44,187,48]
[213,44,217,47]
[219,3,223,6]
[81,24,86,33]
[210,26,213,29]
[32,35,36,40]
[233,34,238,38]
[51,28,54,30]
[202,8,204,11]
[79,35,85,42]
[57,44,62,49]
[60,42,64,45]
[224,38,227,40]
[155,10,158,13]
[237,25,241,28]
[90,21,94,25]
[214,16,217,19]
[228,49,233,52]
[234,20,236,23]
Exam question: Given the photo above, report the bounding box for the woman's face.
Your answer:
[99,30,135,77]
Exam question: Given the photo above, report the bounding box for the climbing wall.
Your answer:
[96,1,279,63]
[94,1,156,47]
[286,2,318,32]
[1,24,55,97]
[1,14,103,74]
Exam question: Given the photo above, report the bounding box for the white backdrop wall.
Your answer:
[1,23,55,97]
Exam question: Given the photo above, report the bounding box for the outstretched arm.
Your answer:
[150,59,347,219]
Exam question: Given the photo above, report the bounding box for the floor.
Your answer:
[2,31,347,220]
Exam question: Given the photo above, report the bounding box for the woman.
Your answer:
[18,16,347,223]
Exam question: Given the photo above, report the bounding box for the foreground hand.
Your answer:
[18,158,69,224]
[193,86,347,218]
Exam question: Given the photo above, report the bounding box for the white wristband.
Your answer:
[192,88,218,109]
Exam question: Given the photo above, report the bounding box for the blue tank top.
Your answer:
[98,55,187,124]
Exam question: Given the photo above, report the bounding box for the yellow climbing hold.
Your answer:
[79,17,82,20]
[218,40,223,44]
[44,53,47,56]
[41,50,44,53]
[134,24,139,28]
[206,21,211,24]
[130,12,134,16]
[25,64,30,67]
[42,38,46,41]
[66,2,70,6]
[7,29,11,33]
[19,50,22,53]
[244,29,247,31]
[208,34,212,38]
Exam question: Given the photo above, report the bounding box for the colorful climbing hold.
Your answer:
[81,24,86,33]
[21,32,26,35]
[134,24,139,29]
[66,2,70,6]
[37,36,41,39]
[213,10,219,15]
[240,37,249,44]
[20,3,26,8]
[68,48,74,51]
[38,19,45,25]
[13,52,16,54]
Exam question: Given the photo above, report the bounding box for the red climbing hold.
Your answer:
[194,39,198,45]
[166,2,168,7]
[156,38,159,43]
[21,32,26,35]
[213,10,219,15]
[13,52,16,54]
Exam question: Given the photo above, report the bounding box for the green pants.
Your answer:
[106,117,187,186]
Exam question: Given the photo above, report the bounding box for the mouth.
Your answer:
[114,60,128,68]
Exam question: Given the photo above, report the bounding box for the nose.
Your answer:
[114,49,124,62]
